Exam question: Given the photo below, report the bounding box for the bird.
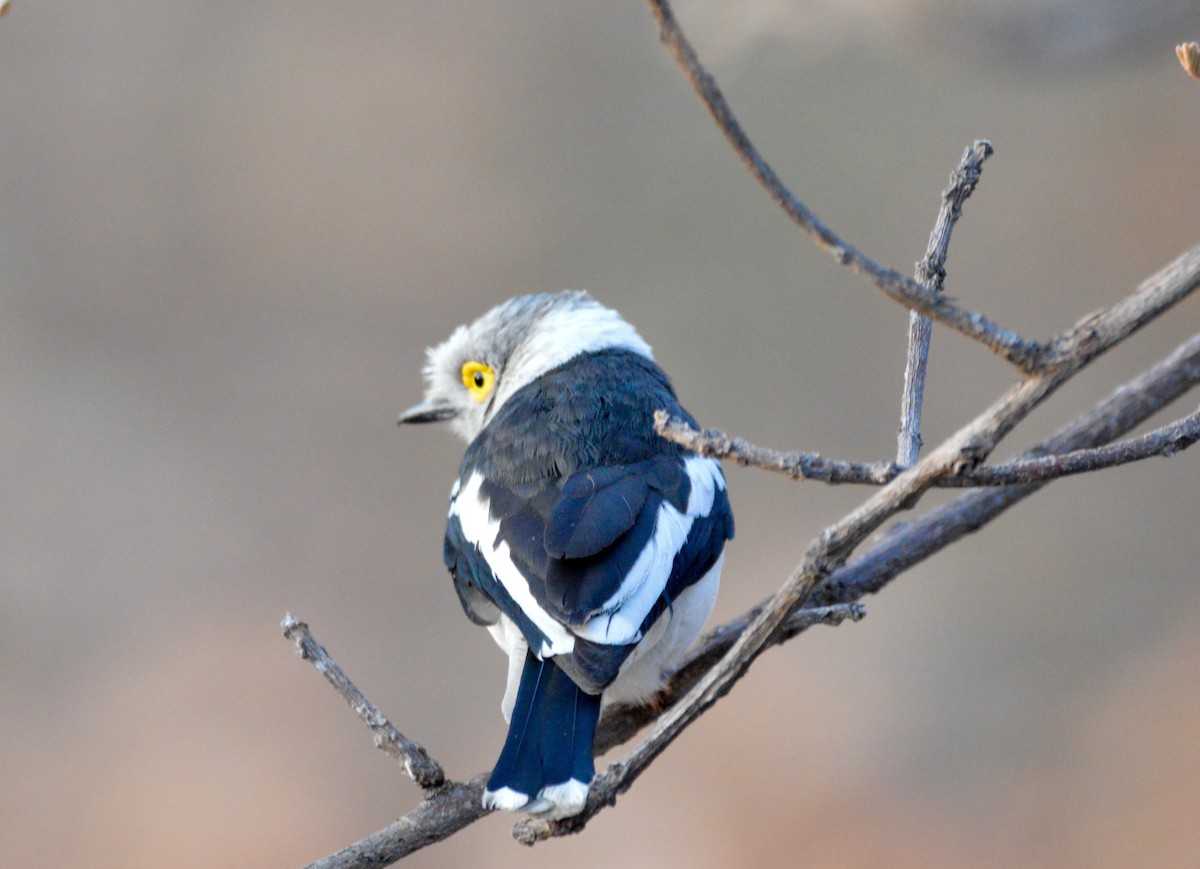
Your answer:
[398,290,734,818]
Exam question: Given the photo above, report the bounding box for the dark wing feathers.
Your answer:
[544,488,663,620]
[544,463,652,559]
[556,483,733,695]
[557,635,636,696]
[482,466,665,624]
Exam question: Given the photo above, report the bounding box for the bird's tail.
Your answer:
[483,648,600,818]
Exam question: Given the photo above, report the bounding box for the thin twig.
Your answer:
[657,413,895,483]
[898,140,994,465]
[650,0,1200,375]
[648,0,1042,372]
[657,403,1200,487]
[282,614,445,789]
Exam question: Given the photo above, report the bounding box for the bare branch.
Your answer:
[656,402,1200,487]
[649,0,1200,374]
[297,329,1200,865]
[293,7,1200,860]
[282,614,445,790]
[656,411,896,484]
[898,140,994,465]
[518,363,1052,844]
[514,577,875,845]
[966,409,1199,481]
[647,0,1043,371]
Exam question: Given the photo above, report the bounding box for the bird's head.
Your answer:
[398,290,653,442]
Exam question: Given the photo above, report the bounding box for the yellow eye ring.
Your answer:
[460,361,495,402]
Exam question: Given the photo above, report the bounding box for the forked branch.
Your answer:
[812,330,1200,608]
[289,2,1200,864]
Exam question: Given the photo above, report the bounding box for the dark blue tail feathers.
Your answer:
[484,648,600,814]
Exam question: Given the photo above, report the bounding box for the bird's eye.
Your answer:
[460,361,495,402]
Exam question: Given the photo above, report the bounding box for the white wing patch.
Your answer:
[454,458,725,656]
[574,503,693,645]
[605,552,723,704]
[575,456,726,646]
[683,454,725,516]
[453,472,576,658]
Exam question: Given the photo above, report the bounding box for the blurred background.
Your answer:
[2,1,1199,866]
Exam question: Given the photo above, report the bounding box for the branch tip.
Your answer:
[899,138,995,465]
[282,613,446,792]
[1177,41,1200,80]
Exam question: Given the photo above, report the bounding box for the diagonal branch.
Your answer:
[898,140,994,465]
[516,344,1060,845]
[635,333,1200,757]
[648,0,1043,372]
[649,0,1200,376]
[303,774,491,869]
[1035,245,1200,372]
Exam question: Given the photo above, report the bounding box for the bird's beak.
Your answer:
[397,399,458,425]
